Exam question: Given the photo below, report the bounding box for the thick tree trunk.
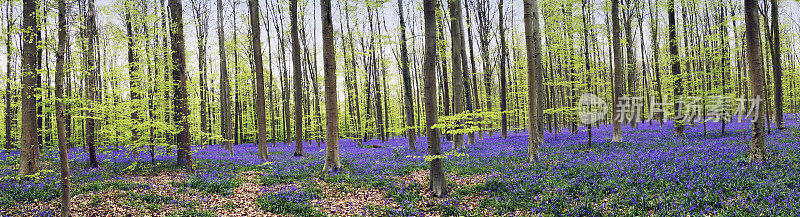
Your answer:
[423,0,445,197]
[55,0,71,215]
[398,0,417,149]
[249,0,269,160]
[523,0,543,162]
[321,0,340,172]
[169,0,193,172]
[744,0,766,164]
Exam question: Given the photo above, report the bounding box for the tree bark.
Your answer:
[169,0,193,172]
[290,0,304,156]
[55,0,71,215]
[321,0,340,172]
[126,1,141,156]
[611,0,624,142]
[84,0,99,168]
[668,0,684,137]
[770,0,783,130]
[423,0,445,197]
[498,0,509,139]
[4,1,13,150]
[398,0,417,149]
[744,0,766,164]
[248,0,269,160]
[217,0,233,152]
[448,0,466,150]
[523,0,543,162]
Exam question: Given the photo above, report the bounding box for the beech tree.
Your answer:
[423,0,445,197]
[169,0,193,172]
[744,0,766,163]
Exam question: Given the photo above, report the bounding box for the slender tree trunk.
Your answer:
[668,0,684,137]
[523,0,543,162]
[744,0,766,164]
[84,0,99,168]
[126,2,141,157]
[648,0,663,126]
[498,0,509,139]
[55,0,71,215]
[217,0,232,152]
[769,0,783,130]
[290,0,304,156]
[169,0,193,172]
[249,0,269,160]
[611,0,624,142]
[423,0,445,197]
[581,0,592,149]
[4,1,13,150]
[448,0,466,150]
[398,0,417,149]
[321,0,340,171]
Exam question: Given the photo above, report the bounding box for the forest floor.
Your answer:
[3,116,800,216]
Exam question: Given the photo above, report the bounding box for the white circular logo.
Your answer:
[577,93,607,125]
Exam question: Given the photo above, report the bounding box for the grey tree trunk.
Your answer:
[744,0,766,164]
[126,2,141,156]
[398,0,417,150]
[248,0,269,160]
[217,0,233,152]
[498,0,509,139]
[523,0,543,162]
[770,0,783,130]
[321,0,340,172]
[291,0,304,156]
[169,0,193,172]
[55,0,71,215]
[611,0,624,142]
[668,0,684,137]
[85,0,99,168]
[423,0,445,197]
[4,1,12,150]
[448,0,466,150]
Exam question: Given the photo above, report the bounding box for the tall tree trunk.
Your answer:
[126,1,141,156]
[4,1,13,150]
[744,0,766,164]
[611,0,624,142]
[193,1,210,148]
[398,0,417,149]
[169,0,193,172]
[770,0,783,130]
[84,0,99,168]
[523,0,543,162]
[290,0,304,156]
[321,0,340,171]
[423,0,445,197]
[249,0,269,160]
[498,0,509,139]
[217,0,232,152]
[648,0,663,126]
[668,0,684,137]
[55,0,71,215]
[581,0,592,149]
[448,0,466,150]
